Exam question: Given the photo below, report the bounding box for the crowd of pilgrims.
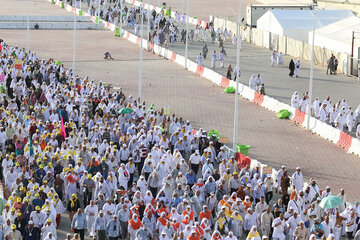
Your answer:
[290,92,360,136]
[86,0,239,48]
[0,32,359,240]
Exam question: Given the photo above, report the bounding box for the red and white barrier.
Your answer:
[48,0,360,159]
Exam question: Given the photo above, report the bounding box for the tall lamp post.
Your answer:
[232,1,242,153]
[139,5,144,99]
[306,7,316,131]
[147,0,150,50]
[119,0,123,36]
[72,0,77,82]
[27,0,30,52]
[184,0,189,69]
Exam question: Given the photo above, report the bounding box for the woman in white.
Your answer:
[277,52,283,65]
[291,92,300,109]
[41,219,57,240]
[295,60,300,77]
[346,112,355,133]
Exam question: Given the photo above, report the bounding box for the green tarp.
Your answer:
[224,86,235,93]
[115,28,121,37]
[277,109,291,119]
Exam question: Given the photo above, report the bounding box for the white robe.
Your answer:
[249,75,256,90]
[277,53,283,65]
[346,114,355,132]
[211,53,217,68]
[103,203,115,223]
[197,55,203,66]
[319,107,328,122]
[295,61,300,76]
[291,93,299,109]
[287,216,302,237]
[84,204,98,236]
[291,172,304,193]
[312,100,321,118]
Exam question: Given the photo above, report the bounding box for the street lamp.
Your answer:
[147,0,150,49]
[184,0,189,69]
[73,0,77,82]
[119,0,123,37]
[27,0,30,52]
[232,0,242,153]
[139,5,144,99]
[306,6,316,131]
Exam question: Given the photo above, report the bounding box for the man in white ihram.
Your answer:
[249,74,256,90]
[272,213,286,240]
[319,104,328,122]
[292,167,304,193]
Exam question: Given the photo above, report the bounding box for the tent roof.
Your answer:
[312,16,360,45]
[268,9,354,30]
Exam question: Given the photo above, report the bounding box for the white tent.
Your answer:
[309,16,360,57]
[257,9,354,42]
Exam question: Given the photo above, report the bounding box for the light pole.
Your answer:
[73,0,77,82]
[27,0,30,52]
[139,5,144,99]
[97,0,101,22]
[232,0,242,153]
[119,0,123,36]
[306,8,316,131]
[184,0,189,69]
[147,0,150,49]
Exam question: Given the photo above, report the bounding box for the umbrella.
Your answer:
[319,195,343,209]
[119,108,134,114]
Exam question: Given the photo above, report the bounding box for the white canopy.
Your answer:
[257,9,354,42]
[309,16,360,56]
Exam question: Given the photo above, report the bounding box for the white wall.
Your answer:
[257,12,284,36]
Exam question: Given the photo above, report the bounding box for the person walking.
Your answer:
[211,51,217,68]
[295,60,301,78]
[289,59,295,77]
[327,55,334,75]
[197,53,203,66]
[71,208,87,240]
[202,45,208,59]
[95,211,107,240]
[106,215,121,240]
[227,65,233,80]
